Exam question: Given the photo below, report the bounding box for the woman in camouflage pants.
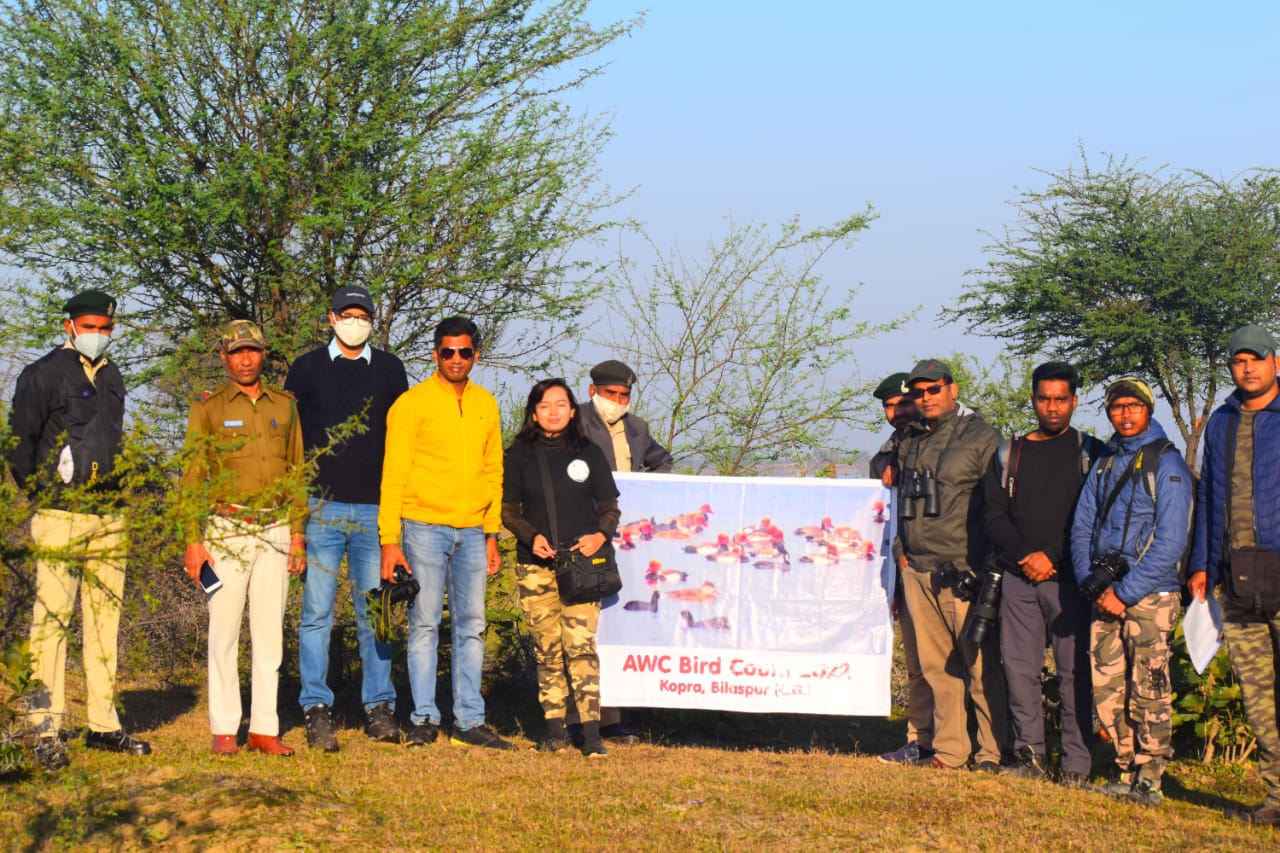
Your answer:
[502,379,620,758]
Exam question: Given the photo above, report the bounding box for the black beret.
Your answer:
[590,359,637,388]
[63,290,117,319]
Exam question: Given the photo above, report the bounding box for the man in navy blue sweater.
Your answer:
[285,286,409,751]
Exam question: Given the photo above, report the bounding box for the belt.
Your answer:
[214,503,282,526]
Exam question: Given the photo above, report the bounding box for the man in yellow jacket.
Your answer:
[379,316,514,750]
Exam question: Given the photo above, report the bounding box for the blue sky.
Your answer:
[546,1,1280,455]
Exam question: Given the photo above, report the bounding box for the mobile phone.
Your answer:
[200,560,223,594]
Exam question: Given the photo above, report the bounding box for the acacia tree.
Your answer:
[0,0,633,397]
[954,154,1280,469]
[604,214,901,475]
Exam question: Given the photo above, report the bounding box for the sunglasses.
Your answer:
[907,382,948,400]
[438,346,475,361]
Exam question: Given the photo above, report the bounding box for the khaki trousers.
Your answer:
[27,509,127,736]
[204,515,290,736]
[901,563,1007,767]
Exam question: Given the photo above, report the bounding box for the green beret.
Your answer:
[873,372,910,401]
[63,290,117,319]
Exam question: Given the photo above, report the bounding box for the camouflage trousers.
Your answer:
[1222,604,1280,808]
[516,562,601,723]
[1091,591,1180,785]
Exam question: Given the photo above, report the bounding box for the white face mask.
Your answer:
[70,322,111,361]
[333,315,372,348]
[592,393,629,425]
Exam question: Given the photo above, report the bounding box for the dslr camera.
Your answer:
[898,467,940,519]
[936,561,980,602]
[367,565,420,643]
[1079,551,1129,601]
[966,552,1014,646]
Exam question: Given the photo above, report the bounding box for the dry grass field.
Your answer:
[1,668,1276,852]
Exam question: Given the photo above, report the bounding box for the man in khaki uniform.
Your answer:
[9,289,150,770]
[182,320,306,757]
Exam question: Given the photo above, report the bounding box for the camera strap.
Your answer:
[1092,451,1144,546]
[534,443,562,549]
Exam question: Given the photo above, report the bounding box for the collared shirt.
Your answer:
[181,381,306,535]
[61,340,111,384]
[606,417,632,473]
[327,337,372,364]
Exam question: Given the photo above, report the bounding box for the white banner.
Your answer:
[597,473,894,716]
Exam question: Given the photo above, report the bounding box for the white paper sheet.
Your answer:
[1183,595,1224,675]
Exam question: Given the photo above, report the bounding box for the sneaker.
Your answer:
[85,729,151,756]
[877,741,921,764]
[406,722,440,747]
[972,760,1001,774]
[928,756,963,770]
[1059,771,1089,789]
[566,722,585,748]
[599,723,641,745]
[33,737,69,771]
[304,704,339,753]
[1088,780,1134,798]
[581,736,608,758]
[365,704,401,744]
[535,736,573,753]
[450,724,517,751]
[1000,746,1047,780]
[1234,805,1280,826]
[1128,779,1163,806]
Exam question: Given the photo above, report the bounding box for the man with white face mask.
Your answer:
[285,285,409,751]
[572,359,673,745]
[9,289,151,770]
[580,360,674,475]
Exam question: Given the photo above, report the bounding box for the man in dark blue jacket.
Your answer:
[1189,324,1280,826]
[9,289,150,769]
[1071,377,1192,806]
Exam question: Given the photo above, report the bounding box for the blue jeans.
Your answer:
[299,499,395,712]
[400,521,487,728]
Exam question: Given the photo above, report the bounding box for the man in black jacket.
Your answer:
[982,362,1100,785]
[9,289,150,770]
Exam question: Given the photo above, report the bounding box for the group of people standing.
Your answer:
[10,286,671,769]
[870,331,1280,824]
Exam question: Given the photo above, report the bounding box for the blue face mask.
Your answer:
[70,322,111,361]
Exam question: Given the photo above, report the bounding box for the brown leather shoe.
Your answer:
[246,733,295,757]
[212,735,239,755]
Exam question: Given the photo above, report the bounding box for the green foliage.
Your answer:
[954,151,1280,469]
[0,640,34,776]
[604,214,906,475]
[0,0,636,411]
[1170,619,1254,764]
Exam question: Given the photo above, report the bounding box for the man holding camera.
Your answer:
[286,286,409,751]
[1188,324,1280,826]
[894,359,1007,771]
[378,316,515,750]
[983,362,1102,784]
[1070,377,1192,805]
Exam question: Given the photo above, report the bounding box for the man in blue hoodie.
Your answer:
[1188,324,1280,826]
[1071,377,1192,806]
